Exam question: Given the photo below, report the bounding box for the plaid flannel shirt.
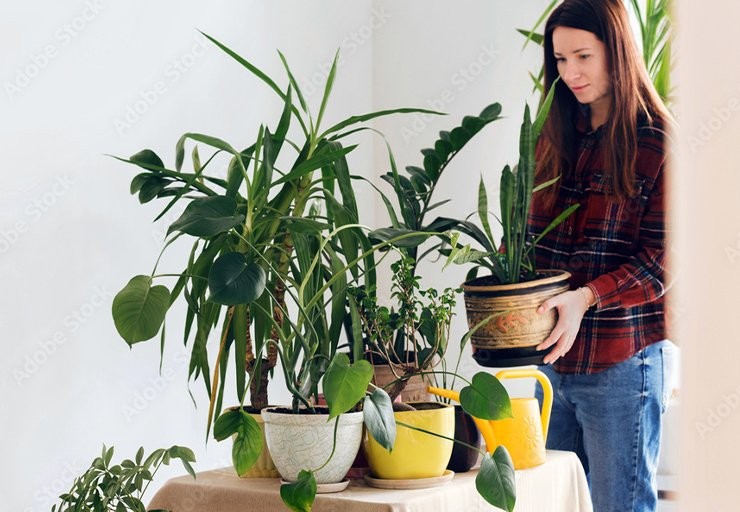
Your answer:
[529,111,669,373]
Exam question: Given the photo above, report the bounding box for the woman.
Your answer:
[530,1,672,511]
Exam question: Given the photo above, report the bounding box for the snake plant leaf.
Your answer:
[323,353,373,419]
[112,275,170,345]
[533,77,559,141]
[214,409,263,476]
[208,253,266,305]
[476,447,517,511]
[459,371,512,421]
[280,470,316,512]
[363,388,396,452]
[167,196,244,237]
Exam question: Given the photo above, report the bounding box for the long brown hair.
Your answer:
[538,0,670,204]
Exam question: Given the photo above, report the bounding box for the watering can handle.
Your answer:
[494,369,553,443]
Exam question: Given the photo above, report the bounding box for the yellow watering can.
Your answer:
[428,368,553,470]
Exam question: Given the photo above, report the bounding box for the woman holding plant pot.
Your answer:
[531,1,672,510]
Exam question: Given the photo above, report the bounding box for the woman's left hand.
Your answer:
[536,289,591,364]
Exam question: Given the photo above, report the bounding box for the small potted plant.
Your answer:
[444,82,579,367]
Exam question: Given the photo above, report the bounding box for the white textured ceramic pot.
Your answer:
[261,407,363,484]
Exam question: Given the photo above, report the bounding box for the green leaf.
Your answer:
[479,102,503,121]
[208,253,266,305]
[476,447,517,511]
[533,76,559,141]
[449,126,471,151]
[459,372,512,420]
[368,227,429,248]
[363,388,396,452]
[322,353,373,418]
[280,470,316,512]
[138,175,170,203]
[232,413,263,476]
[321,107,443,139]
[461,115,485,134]
[273,144,357,186]
[516,28,544,46]
[434,139,454,161]
[167,196,245,237]
[130,149,164,169]
[167,445,196,463]
[213,409,242,441]
[112,276,170,345]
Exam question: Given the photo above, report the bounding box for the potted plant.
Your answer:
[51,445,195,512]
[110,33,435,480]
[444,83,579,367]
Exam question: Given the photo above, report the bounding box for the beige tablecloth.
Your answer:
[148,450,592,512]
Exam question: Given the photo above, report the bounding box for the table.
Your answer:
[148,450,592,511]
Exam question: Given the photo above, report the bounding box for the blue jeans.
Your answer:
[535,341,670,512]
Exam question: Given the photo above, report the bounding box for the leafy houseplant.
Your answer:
[110,33,437,482]
[51,445,195,512]
[342,104,503,399]
[445,84,579,367]
[349,255,460,402]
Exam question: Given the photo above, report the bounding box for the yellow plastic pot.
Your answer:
[363,402,454,480]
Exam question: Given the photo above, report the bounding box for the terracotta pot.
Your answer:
[447,405,481,473]
[371,364,434,402]
[462,269,570,367]
[262,407,363,484]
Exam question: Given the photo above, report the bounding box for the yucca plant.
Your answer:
[110,32,437,429]
[518,0,672,103]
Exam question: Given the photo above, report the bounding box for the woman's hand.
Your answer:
[536,287,594,364]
